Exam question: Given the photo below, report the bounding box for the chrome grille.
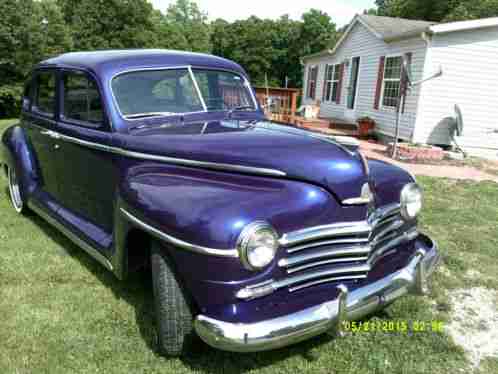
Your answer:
[276,203,418,293]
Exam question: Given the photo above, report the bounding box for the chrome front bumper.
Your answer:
[194,235,439,352]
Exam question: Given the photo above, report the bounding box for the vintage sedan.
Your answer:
[1,50,439,356]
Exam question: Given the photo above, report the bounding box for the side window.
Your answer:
[33,72,56,117]
[62,71,104,127]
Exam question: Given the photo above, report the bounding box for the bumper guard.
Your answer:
[194,235,439,352]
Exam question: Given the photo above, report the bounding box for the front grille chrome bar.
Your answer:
[237,203,419,299]
[279,245,371,269]
[279,221,372,247]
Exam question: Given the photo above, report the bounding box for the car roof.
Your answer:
[38,49,247,79]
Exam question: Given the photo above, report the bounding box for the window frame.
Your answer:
[380,55,403,111]
[59,68,110,131]
[324,64,341,103]
[31,69,58,119]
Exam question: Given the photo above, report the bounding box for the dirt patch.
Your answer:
[447,287,498,367]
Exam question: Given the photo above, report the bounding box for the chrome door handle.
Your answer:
[40,129,61,140]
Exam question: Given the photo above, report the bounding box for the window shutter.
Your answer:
[401,52,412,113]
[336,63,345,105]
[312,66,318,100]
[322,65,328,101]
[306,66,312,98]
[374,56,385,110]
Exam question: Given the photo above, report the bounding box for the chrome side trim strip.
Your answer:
[45,130,287,177]
[120,149,287,177]
[27,201,114,271]
[120,208,239,258]
[195,235,439,352]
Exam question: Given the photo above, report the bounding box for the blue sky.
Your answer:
[149,0,377,27]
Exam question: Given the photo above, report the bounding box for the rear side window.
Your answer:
[62,71,104,126]
[33,72,56,116]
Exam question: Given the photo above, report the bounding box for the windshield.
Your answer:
[111,68,256,119]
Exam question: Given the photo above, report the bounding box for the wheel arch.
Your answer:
[1,123,38,199]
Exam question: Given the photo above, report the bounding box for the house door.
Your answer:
[345,57,360,121]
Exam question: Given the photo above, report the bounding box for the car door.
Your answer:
[54,69,117,237]
[22,69,60,201]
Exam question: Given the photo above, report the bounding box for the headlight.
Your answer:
[400,183,422,220]
[237,222,278,271]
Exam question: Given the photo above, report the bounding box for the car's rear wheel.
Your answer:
[7,166,25,214]
[151,240,196,356]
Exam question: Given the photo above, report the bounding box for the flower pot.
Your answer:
[357,119,375,138]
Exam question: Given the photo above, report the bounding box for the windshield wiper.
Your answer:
[226,105,255,119]
[124,112,175,119]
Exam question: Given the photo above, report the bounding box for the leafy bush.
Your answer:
[0,85,22,119]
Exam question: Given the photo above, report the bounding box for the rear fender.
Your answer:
[1,124,38,199]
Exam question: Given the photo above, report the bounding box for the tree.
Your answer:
[61,0,157,50]
[299,9,338,58]
[0,0,72,117]
[372,0,498,22]
[445,0,498,21]
[165,0,211,52]
[150,9,190,50]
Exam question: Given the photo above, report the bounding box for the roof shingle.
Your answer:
[359,14,436,41]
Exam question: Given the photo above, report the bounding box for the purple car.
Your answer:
[1,50,439,356]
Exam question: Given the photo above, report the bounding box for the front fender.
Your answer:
[368,159,414,206]
[1,124,38,198]
[117,160,367,313]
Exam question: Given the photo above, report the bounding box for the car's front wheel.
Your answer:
[7,165,26,214]
[151,240,196,356]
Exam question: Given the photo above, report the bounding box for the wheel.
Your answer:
[7,165,26,214]
[151,240,195,356]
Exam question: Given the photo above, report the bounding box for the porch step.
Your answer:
[294,116,359,137]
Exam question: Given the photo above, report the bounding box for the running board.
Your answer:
[28,201,113,271]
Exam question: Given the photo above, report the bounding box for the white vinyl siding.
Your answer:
[302,22,427,141]
[413,26,498,155]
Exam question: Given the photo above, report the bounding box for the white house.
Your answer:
[301,15,498,159]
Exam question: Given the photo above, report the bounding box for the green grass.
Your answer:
[1,118,497,373]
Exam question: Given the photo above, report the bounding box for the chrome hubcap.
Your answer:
[8,167,23,213]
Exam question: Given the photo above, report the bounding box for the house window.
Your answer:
[324,64,341,103]
[381,56,402,108]
[307,66,318,99]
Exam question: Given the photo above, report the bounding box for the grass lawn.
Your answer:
[1,118,497,373]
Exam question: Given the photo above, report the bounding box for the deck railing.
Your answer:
[254,87,300,124]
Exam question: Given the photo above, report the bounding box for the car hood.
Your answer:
[117,120,367,202]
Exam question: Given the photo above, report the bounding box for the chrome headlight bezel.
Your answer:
[237,221,279,271]
[400,183,423,221]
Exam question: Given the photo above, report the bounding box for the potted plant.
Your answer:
[357,116,376,138]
